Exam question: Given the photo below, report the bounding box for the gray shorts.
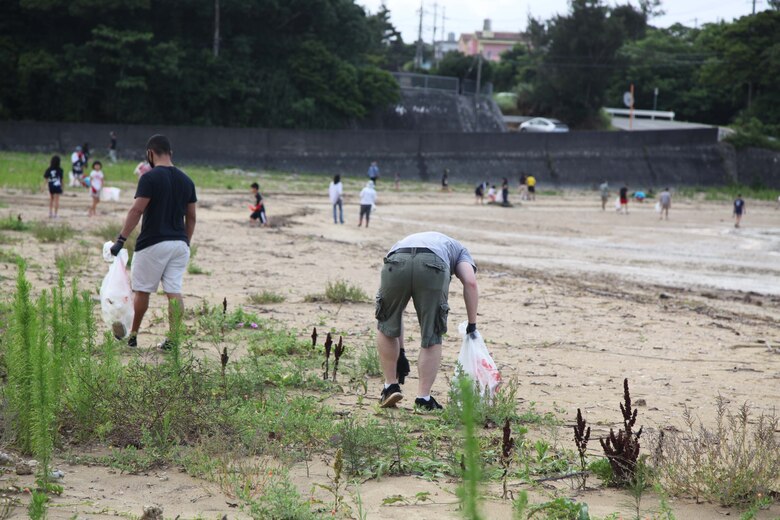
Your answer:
[375,251,451,348]
[131,240,190,294]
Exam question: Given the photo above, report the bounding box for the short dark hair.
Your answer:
[250,182,259,189]
[333,175,340,183]
[146,134,172,156]
[92,160,102,168]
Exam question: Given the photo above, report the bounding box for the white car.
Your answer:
[519,117,569,133]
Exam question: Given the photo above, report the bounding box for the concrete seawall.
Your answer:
[1,121,766,188]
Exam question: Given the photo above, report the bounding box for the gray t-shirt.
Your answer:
[388,232,476,274]
[659,191,671,206]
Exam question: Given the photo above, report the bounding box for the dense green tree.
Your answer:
[434,51,494,84]
[0,0,400,129]
[530,0,646,128]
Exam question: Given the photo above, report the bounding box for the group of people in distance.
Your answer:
[44,152,105,219]
[474,174,536,206]
[325,163,380,228]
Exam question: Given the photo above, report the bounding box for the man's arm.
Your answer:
[455,261,478,325]
[185,202,197,243]
[120,197,150,238]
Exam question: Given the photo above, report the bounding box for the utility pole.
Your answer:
[432,2,438,65]
[213,0,220,57]
[752,0,756,14]
[442,6,446,38]
[414,0,424,69]
[475,53,483,97]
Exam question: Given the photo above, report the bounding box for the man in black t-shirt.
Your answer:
[110,135,197,348]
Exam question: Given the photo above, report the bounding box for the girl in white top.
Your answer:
[329,174,344,224]
[358,180,377,228]
[88,161,104,217]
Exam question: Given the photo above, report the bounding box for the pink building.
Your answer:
[458,19,527,62]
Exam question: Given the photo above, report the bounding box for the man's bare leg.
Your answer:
[131,291,150,335]
[417,344,442,397]
[377,329,400,385]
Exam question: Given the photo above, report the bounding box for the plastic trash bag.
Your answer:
[100,242,134,339]
[456,321,502,397]
[101,187,121,202]
[654,201,662,213]
[614,197,622,211]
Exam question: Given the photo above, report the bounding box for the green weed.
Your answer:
[0,215,31,232]
[249,290,286,304]
[54,247,88,275]
[31,221,74,242]
[324,279,368,303]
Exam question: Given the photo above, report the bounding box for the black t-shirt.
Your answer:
[44,167,63,187]
[734,199,745,213]
[255,192,263,205]
[134,166,197,251]
[619,187,628,199]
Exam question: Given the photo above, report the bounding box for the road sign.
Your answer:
[623,91,634,108]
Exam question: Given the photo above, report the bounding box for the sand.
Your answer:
[1,184,778,519]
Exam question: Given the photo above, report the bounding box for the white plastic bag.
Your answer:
[101,187,121,202]
[100,242,134,339]
[614,197,622,211]
[654,201,661,213]
[456,321,502,397]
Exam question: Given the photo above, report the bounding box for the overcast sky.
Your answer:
[359,0,767,43]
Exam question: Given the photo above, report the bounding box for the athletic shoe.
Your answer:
[414,396,443,411]
[379,384,403,408]
[127,334,137,348]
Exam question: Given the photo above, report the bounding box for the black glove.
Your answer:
[110,235,127,256]
[397,347,410,385]
[466,322,477,339]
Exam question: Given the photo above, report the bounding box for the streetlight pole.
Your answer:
[652,87,658,119]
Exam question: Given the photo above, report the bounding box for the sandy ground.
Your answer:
[1,185,779,519]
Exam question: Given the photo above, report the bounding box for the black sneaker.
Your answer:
[414,396,443,411]
[127,334,137,348]
[379,383,403,408]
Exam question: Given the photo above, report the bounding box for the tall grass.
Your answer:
[458,377,483,520]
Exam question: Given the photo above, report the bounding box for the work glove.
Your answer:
[397,347,410,385]
[109,235,127,256]
[466,322,478,339]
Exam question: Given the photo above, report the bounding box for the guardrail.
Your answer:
[604,108,675,120]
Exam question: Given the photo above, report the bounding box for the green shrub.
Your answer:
[357,345,381,377]
[32,221,74,242]
[54,248,88,275]
[653,398,780,507]
[249,291,286,304]
[324,279,368,303]
[0,215,31,232]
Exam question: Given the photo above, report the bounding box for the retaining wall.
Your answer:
[0,121,744,188]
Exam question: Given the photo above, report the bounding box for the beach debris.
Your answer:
[49,469,64,480]
[15,460,37,475]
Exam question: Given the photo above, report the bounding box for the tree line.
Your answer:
[0,0,402,129]
[433,0,779,137]
[1,0,777,137]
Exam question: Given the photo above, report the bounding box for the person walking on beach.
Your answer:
[329,174,344,224]
[441,169,450,192]
[87,161,104,217]
[44,155,63,218]
[519,174,528,201]
[501,177,510,206]
[110,134,197,349]
[619,185,629,214]
[374,231,479,411]
[526,174,537,200]
[658,188,671,220]
[358,180,377,228]
[733,194,746,228]
[475,181,486,204]
[108,131,118,163]
[367,161,380,184]
[600,181,609,211]
[249,182,268,227]
[70,145,85,187]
